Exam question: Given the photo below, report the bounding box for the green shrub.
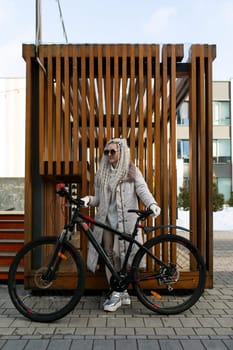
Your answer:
[177,181,224,212]
[227,191,233,207]
[177,183,190,210]
[212,182,224,211]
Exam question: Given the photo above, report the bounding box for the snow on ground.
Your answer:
[177,207,233,231]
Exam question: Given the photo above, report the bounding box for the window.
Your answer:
[177,140,189,162]
[178,101,231,126]
[177,101,189,125]
[216,177,231,201]
[213,101,230,125]
[213,139,231,163]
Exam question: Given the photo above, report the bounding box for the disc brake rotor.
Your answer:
[34,267,53,289]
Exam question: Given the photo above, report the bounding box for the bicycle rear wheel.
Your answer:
[8,236,86,322]
[132,234,206,315]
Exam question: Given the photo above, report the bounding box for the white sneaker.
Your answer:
[103,291,122,312]
[121,290,131,305]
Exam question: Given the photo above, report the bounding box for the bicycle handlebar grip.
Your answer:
[79,199,85,206]
[56,184,86,206]
[56,183,68,197]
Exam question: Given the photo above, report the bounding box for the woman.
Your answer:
[81,138,160,311]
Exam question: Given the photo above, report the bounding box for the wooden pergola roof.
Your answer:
[23,44,196,171]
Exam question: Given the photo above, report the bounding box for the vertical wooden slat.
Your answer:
[38,47,46,175]
[97,46,104,152]
[189,46,198,247]
[64,45,70,175]
[105,45,111,140]
[126,47,132,140]
[169,45,177,228]
[110,56,114,139]
[121,44,127,138]
[189,44,215,285]
[161,45,169,263]
[138,45,144,173]
[89,45,95,189]
[85,60,91,145]
[161,45,169,226]
[146,45,153,194]
[47,47,53,175]
[23,45,33,243]
[114,46,119,138]
[205,45,215,285]
[168,45,178,261]
[72,46,78,174]
[81,45,87,194]
[154,45,161,224]
[55,46,61,175]
[198,45,206,256]
[82,45,95,264]
[145,45,153,255]
[129,45,136,161]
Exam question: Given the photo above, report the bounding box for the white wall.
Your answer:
[0,78,25,177]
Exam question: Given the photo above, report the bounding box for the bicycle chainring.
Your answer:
[158,264,180,286]
[109,274,128,292]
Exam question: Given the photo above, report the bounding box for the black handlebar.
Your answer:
[56,184,85,207]
[56,184,153,218]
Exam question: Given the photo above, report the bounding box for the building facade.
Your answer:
[177,80,233,201]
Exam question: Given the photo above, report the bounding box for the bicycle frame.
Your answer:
[77,213,139,282]
[55,186,191,289]
[63,206,167,286]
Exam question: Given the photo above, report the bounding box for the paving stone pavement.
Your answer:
[0,231,232,349]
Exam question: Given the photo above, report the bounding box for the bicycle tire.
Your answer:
[132,233,206,315]
[8,236,86,322]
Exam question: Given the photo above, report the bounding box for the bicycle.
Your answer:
[8,184,206,322]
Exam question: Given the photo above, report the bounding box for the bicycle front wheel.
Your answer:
[8,236,86,322]
[132,234,206,315]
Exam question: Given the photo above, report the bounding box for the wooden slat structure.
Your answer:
[23,43,216,289]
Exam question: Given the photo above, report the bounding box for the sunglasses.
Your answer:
[104,149,118,156]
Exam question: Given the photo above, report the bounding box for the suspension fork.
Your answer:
[41,230,68,281]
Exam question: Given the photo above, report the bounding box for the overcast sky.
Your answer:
[0,0,233,80]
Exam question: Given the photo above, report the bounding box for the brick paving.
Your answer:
[0,231,232,349]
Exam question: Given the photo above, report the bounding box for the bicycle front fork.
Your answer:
[41,230,68,282]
